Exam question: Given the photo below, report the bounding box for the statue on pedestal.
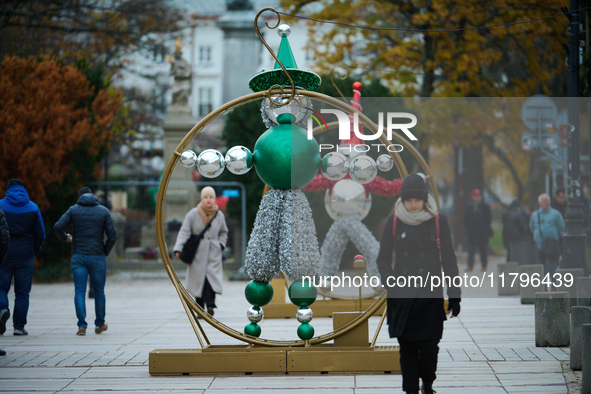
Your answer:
[168,38,192,108]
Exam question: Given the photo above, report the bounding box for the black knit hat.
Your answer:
[400,173,428,202]
[78,186,92,197]
[7,179,24,188]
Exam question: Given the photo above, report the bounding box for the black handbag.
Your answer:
[537,211,561,260]
[179,211,218,264]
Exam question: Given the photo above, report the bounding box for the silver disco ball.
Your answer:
[320,152,349,181]
[225,146,253,175]
[262,95,312,128]
[349,155,378,184]
[277,24,291,37]
[296,307,313,323]
[196,149,225,178]
[246,306,264,323]
[376,154,394,172]
[324,179,372,220]
[180,150,197,168]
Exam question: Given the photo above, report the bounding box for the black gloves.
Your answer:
[447,298,461,317]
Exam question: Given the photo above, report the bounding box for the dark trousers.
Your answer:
[398,339,439,392]
[467,241,488,269]
[195,278,216,310]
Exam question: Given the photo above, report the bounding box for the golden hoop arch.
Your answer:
[156,89,438,347]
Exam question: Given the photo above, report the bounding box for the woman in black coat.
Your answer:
[377,173,461,394]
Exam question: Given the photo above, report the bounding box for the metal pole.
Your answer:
[563,0,587,275]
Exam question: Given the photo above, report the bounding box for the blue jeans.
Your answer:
[537,248,559,285]
[71,254,106,329]
[0,258,35,330]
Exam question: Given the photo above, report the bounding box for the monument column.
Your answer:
[163,38,199,238]
[217,2,262,104]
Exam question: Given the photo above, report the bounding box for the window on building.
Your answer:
[199,87,213,116]
[199,46,212,63]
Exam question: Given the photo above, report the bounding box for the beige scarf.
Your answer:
[394,194,439,226]
[197,202,218,227]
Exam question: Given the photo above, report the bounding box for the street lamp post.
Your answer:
[563,0,587,275]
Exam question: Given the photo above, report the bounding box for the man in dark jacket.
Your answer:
[0,179,45,336]
[54,187,117,336]
[502,199,530,262]
[463,188,492,272]
[0,207,10,356]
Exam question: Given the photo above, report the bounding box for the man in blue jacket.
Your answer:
[530,193,565,289]
[54,187,117,336]
[0,179,45,336]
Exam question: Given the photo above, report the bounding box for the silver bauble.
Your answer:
[262,95,311,127]
[320,152,349,181]
[349,155,378,184]
[246,306,264,323]
[196,149,225,178]
[180,150,197,168]
[277,24,291,37]
[325,179,372,220]
[225,146,253,175]
[376,154,394,172]
[296,307,313,323]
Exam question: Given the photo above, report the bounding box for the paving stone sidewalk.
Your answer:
[0,254,581,393]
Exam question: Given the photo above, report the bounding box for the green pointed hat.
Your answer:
[249,25,321,92]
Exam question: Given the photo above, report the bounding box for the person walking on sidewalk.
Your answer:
[53,187,117,336]
[377,173,461,394]
[0,207,10,356]
[174,187,228,316]
[463,188,492,272]
[502,199,530,262]
[0,179,45,337]
[529,193,565,286]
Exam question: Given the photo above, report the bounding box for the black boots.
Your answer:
[421,383,435,394]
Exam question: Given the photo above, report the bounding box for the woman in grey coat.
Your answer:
[174,187,228,316]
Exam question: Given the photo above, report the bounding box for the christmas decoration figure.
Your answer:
[243,25,323,337]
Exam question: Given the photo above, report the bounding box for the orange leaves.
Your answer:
[0,56,121,210]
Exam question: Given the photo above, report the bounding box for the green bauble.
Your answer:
[288,279,317,307]
[244,322,262,337]
[244,280,274,307]
[297,322,315,340]
[253,113,320,190]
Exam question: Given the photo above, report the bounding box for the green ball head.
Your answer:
[276,113,296,124]
[297,322,315,340]
[244,322,262,337]
[288,279,317,307]
[244,280,274,307]
[253,119,320,190]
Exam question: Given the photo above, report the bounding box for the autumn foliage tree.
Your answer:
[0,56,122,210]
[281,0,571,203]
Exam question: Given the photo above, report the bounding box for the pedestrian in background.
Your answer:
[174,187,228,316]
[529,193,565,288]
[377,173,461,394]
[463,188,492,272]
[502,199,530,262]
[53,187,117,336]
[0,207,10,356]
[0,179,45,336]
[551,188,567,219]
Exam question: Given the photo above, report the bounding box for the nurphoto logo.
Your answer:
[307,109,418,153]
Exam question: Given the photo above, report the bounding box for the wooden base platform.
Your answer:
[149,345,400,375]
[264,298,386,318]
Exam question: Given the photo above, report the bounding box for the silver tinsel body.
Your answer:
[244,189,284,282]
[279,189,320,281]
[319,215,381,280]
[245,189,320,283]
